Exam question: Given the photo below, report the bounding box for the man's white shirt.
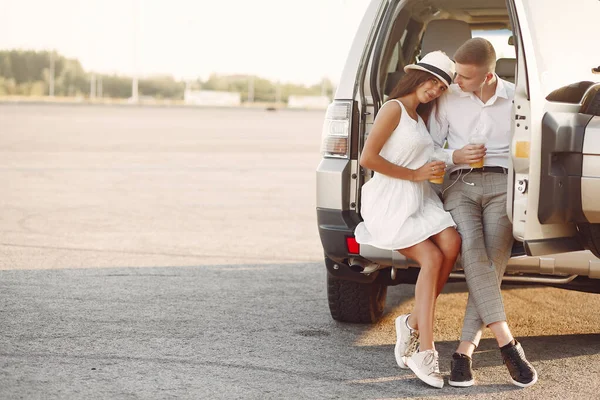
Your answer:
[428,75,515,174]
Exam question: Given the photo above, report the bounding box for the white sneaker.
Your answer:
[394,314,419,369]
[406,349,444,389]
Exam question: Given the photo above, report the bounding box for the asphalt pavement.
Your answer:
[1,104,600,399]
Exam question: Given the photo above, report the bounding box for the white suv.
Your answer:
[316,0,600,323]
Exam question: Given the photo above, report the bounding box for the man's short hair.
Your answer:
[453,38,497,72]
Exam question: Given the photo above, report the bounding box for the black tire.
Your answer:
[327,272,387,323]
[578,223,600,259]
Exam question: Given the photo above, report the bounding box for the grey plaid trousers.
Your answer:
[442,171,513,347]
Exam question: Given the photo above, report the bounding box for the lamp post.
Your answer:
[131,0,141,103]
[248,76,254,103]
[90,73,96,99]
[49,50,55,97]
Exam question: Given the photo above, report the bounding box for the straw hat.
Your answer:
[404,51,455,87]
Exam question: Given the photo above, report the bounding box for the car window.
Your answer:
[472,29,515,61]
[387,30,408,73]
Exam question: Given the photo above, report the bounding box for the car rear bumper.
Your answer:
[316,207,358,262]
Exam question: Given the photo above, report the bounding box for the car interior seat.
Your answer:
[496,58,516,83]
[385,19,472,96]
[420,19,472,59]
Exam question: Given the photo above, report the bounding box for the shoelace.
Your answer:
[423,351,441,374]
[505,347,530,370]
[503,346,535,381]
[405,330,419,356]
[433,353,441,374]
[453,357,471,375]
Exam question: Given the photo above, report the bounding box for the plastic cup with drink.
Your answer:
[469,118,488,168]
[469,132,487,169]
[428,148,447,184]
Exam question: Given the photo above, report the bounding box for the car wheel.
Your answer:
[327,272,387,323]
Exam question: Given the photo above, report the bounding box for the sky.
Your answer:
[1,0,370,85]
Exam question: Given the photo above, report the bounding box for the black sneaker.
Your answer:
[500,340,538,388]
[448,352,474,387]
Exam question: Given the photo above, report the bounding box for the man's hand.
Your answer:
[452,144,487,165]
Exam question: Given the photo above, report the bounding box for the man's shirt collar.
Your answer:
[451,74,508,102]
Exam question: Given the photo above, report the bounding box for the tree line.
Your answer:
[0,50,334,102]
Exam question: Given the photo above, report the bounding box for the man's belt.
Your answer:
[449,166,508,179]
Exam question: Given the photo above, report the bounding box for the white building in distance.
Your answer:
[287,95,330,110]
[184,90,241,106]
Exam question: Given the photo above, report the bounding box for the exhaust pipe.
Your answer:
[348,257,366,272]
[349,258,380,274]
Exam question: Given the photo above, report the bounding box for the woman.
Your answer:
[354,51,461,389]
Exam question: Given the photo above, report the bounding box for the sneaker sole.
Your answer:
[510,373,538,388]
[394,317,409,369]
[448,379,474,387]
[406,358,444,389]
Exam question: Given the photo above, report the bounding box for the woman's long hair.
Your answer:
[388,69,443,124]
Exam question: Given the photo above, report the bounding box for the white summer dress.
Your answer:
[354,99,455,250]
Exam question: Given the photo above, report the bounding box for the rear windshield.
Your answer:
[521,0,600,96]
[472,29,515,60]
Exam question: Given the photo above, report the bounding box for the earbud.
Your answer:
[461,168,475,186]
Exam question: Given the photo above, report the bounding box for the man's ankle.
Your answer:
[456,341,476,357]
[453,352,472,360]
[500,339,517,350]
[489,321,513,347]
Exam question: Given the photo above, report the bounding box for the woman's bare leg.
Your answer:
[408,227,461,331]
[398,239,443,351]
[431,227,462,293]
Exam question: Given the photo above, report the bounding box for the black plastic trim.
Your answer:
[511,240,526,257]
[350,100,360,160]
[317,207,360,261]
[325,255,380,284]
[546,81,595,104]
[524,237,584,256]
[325,254,422,286]
[582,83,600,116]
[538,112,593,224]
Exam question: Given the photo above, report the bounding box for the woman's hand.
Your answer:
[411,161,446,182]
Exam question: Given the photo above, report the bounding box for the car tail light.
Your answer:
[321,101,352,158]
[346,236,360,254]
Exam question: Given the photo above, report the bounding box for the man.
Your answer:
[428,38,537,388]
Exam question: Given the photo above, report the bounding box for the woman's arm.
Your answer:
[360,102,445,182]
[428,96,454,165]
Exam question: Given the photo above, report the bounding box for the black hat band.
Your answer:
[416,62,452,85]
